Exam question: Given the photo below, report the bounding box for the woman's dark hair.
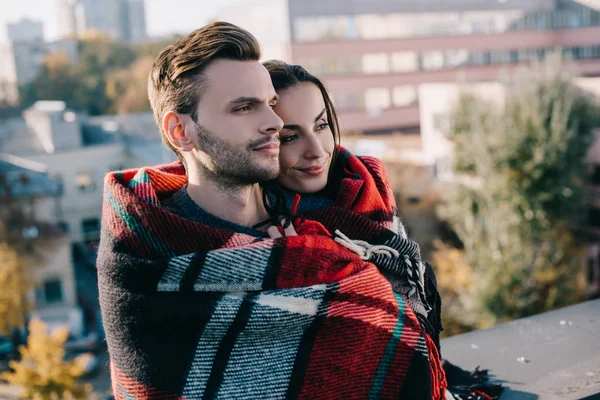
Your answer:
[259,60,344,226]
[262,60,341,155]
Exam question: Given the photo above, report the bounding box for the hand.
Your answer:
[267,219,298,238]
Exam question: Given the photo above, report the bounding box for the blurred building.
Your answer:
[219,0,600,158]
[6,18,44,42]
[218,0,292,61]
[0,101,173,336]
[57,0,147,42]
[0,152,84,336]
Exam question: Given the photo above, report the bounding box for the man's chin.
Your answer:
[252,160,280,181]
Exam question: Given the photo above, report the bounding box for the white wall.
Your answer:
[29,143,129,241]
[217,0,292,62]
[418,82,506,180]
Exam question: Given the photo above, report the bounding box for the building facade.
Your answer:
[286,0,600,135]
[6,18,44,42]
[57,0,147,42]
[0,101,172,336]
[0,152,83,336]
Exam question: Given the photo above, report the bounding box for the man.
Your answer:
[148,21,282,235]
[97,22,444,399]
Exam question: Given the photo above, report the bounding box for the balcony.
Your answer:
[441,299,600,399]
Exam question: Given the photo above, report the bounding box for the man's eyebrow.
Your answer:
[228,94,279,105]
[283,108,328,130]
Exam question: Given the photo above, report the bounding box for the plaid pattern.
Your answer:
[97,148,446,399]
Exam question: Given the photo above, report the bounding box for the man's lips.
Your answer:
[252,142,280,154]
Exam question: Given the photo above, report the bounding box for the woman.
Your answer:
[263,60,503,400]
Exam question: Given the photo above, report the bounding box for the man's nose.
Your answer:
[260,108,284,135]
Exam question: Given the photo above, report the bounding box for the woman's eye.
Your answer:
[316,122,330,131]
[269,103,277,109]
[280,134,298,144]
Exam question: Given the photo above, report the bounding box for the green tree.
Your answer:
[71,38,137,115]
[436,55,599,329]
[2,318,92,400]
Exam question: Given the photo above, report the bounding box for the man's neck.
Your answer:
[186,168,269,229]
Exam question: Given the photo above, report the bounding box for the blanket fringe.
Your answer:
[426,333,448,400]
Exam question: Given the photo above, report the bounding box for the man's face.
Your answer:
[188,59,283,187]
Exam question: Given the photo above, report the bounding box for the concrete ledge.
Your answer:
[441,299,600,400]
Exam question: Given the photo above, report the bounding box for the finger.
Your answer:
[281,219,298,237]
[267,225,282,238]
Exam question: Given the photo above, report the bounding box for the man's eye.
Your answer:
[235,105,251,112]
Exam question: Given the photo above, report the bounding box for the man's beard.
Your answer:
[192,120,280,189]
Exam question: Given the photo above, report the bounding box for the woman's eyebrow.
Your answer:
[314,108,326,122]
[282,108,327,130]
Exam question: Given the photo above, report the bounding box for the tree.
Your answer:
[1,318,92,400]
[20,52,79,107]
[0,243,30,337]
[435,55,599,330]
[106,56,154,114]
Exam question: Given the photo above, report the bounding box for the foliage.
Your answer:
[2,318,92,400]
[0,243,30,337]
[435,55,598,331]
[19,36,177,116]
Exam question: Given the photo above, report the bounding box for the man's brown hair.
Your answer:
[148,21,262,162]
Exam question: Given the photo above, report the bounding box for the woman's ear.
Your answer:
[162,111,195,152]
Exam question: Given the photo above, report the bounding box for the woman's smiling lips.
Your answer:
[297,162,326,176]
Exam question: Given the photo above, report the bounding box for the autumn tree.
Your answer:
[106,56,154,114]
[0,243,30,337]
[20,36,176,116]
[2,318,92,400]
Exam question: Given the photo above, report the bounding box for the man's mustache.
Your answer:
[247,135,280,150]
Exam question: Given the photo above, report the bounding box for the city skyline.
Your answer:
[0,0,244,42]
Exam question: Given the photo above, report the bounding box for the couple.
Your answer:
[97,22,446,399]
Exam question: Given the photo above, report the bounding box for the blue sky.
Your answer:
[0,0,243,42]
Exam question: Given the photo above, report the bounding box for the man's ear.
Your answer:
[162,111,195,152]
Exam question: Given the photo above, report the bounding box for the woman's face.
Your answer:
[274,83,335,193]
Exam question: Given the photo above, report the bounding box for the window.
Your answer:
[445,49,469,68]
[81,217,100,234]
[333,92,364,110]
[433,113,452,133]
[364,88,391,111]
[57,221,69,232]
[392,86,417,107]
[362,53,389,75]
[75,171,95,192]
[490,50,511,64]
[293,16,352,42]
[421,51,445,71]
[43,280,63,304]
[390,52,419,72]
[470,51,491,66]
